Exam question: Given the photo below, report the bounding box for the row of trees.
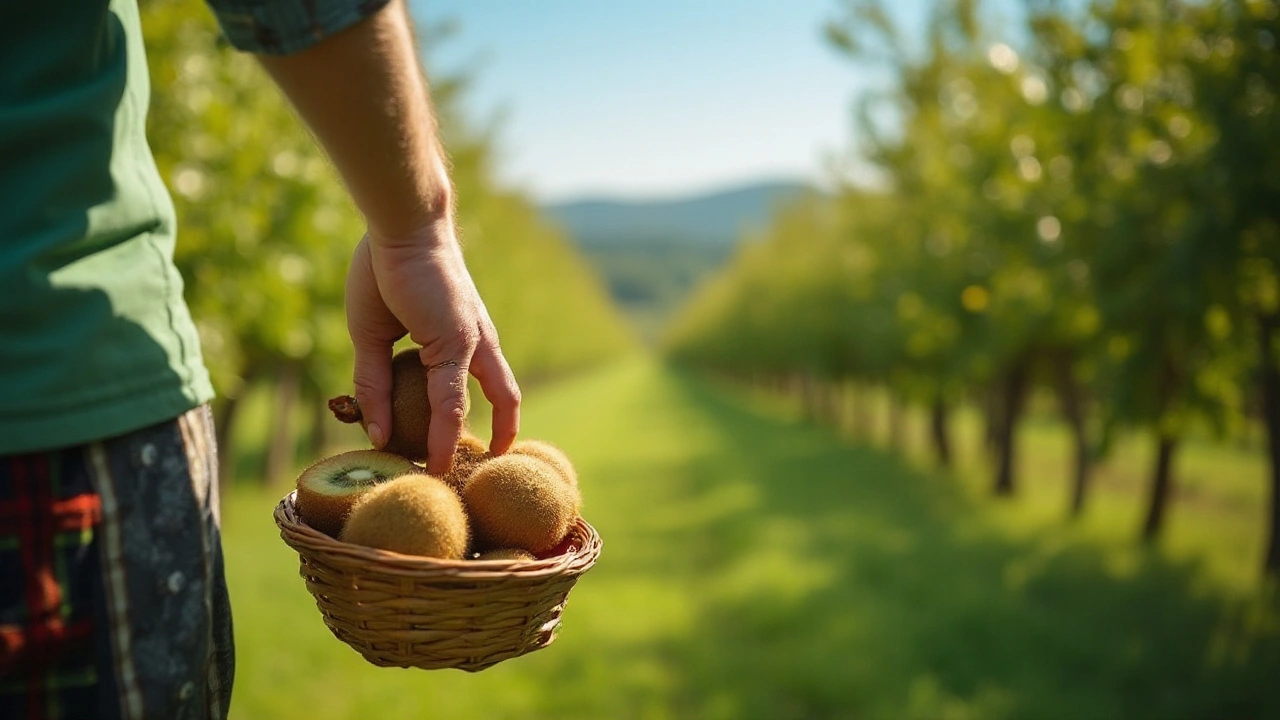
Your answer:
[667,0,1280,576]
[141,0,632,486]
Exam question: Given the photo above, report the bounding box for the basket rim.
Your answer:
[274,490,601,580]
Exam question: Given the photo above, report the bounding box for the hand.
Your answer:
[345,218,521,476]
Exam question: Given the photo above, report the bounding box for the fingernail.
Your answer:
[367,422,385,448]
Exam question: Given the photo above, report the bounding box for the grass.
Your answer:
[220,356,1280,720]
[792,385,1274,593]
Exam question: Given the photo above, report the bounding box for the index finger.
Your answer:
[470,339,521,455]
[424,360,469,476]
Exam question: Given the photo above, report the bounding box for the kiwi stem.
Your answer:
[328,395,363,424]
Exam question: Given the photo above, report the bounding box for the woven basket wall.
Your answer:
[274,491,602,672]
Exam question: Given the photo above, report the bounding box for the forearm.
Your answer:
[255,0,451,240]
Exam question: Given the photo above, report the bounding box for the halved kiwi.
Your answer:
[295,449,417,537]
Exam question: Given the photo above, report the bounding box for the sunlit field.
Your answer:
[98,0,1280,718]
[729,380,1274,593]
[221,357,1280,720]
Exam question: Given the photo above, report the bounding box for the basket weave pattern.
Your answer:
[274,491,602,672]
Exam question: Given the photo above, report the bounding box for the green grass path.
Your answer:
[222,358,1280,720]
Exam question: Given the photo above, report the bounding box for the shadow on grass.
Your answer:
[541,365,1280,720]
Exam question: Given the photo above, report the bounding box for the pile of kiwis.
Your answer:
[294,348,584,562]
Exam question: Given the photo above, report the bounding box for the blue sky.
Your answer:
[410,0,923,202]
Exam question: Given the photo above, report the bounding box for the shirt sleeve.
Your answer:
[205,0,395,56]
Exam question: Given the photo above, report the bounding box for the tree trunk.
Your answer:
[851,382,872,440]
[263,363,300,487]
[833,381,850,435]
[212,394,243,497]
[982,387,1001,460]
[993,357,1031,497]
[1258,313,1280,577]
[887,394,904,452]
[930,397,952,468]
[788,374,805,415]
[1054,353,1091,518]
[1141,432,1179,543]
[825,381,844,427]
[810,377,836,426]
[800,373,820,422]
[307,390,331,460]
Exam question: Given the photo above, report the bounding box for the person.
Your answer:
[0,0,521,717]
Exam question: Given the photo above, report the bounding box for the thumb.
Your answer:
[351,337,394,449]
[345,236,403,450]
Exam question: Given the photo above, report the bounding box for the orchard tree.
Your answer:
[141,0,631,486]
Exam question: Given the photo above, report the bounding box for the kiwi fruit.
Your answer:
[474,548,537,562]
[441,434,492,491]
[339,474,470,559]
[509,439,578,488]
[534,533,580,560]
[294,450,417,537]
[329,348,432,461]
[462,455,582,554]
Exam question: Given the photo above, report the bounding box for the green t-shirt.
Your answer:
[0,0,214,454]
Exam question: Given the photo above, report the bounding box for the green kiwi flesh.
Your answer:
[295,450,417,537]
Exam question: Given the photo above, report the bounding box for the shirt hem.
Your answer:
[0,381,216,455]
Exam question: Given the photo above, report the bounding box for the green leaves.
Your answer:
[141,0,630,407]
[669,0,1279,440]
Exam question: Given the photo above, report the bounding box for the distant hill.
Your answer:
[543,180,814,247]
[541,179,818,342]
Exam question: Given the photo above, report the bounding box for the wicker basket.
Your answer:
[273,490,602,672]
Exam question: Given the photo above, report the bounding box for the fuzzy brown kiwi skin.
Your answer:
[440,434,491,492]
[510,440,578,488]
[474,548,537,562]
[462,455,583,554]
[294,450,417,537]
[383,349,432,460]
[329,349,431,461]
[339,474,470,559]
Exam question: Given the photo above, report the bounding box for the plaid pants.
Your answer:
[0,406,234,719]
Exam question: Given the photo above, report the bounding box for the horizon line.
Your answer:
[536,174,836,207]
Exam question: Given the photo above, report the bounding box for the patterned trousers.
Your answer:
[0,406,234,719]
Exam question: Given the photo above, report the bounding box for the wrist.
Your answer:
[366,198,457,252]
[364,166,455,244]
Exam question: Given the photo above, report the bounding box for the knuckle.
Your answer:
[437,398,468,425]
[483,324,504,352]
[504,381,522,407]
[351,376,381,402]
[460,329,481,353]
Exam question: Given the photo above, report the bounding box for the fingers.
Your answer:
[470,333,521,455]
[350,338,395,449]
[422,354,469,476]
[346,239,403,448]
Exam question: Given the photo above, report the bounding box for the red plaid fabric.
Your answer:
[0,450,107,719]
[0,406,232,720]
